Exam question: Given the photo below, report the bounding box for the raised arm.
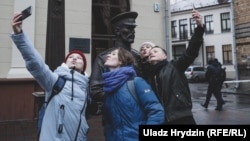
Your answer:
[175,10,205,72]
[10,13,56,92]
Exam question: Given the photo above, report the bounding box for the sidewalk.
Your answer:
[0,120,37,141]
[0,82,249,141]
[0,116,105,141]
[192,81,250,125]
[221,78,250,95]
[221,82,250,95]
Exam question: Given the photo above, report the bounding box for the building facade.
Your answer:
[0,0,169,121]
[170,0,235,79]
[0,0,169,79]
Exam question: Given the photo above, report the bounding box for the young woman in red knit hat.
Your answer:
[10,12,89,141]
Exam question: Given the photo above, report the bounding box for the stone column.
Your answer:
[45,0,65,71]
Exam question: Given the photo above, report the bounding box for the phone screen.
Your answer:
[18,6,32,21]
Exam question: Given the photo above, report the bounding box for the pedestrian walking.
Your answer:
[10,12,89,141]
[147,9,205,125]
[102,47,164,141]
[201,58,226,111]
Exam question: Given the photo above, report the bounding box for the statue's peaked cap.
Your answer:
[111,11,138,26]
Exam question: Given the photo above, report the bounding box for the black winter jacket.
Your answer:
[148,25,205,123]
[206,61,223,83]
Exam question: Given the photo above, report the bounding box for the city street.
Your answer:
[189,82,250,124]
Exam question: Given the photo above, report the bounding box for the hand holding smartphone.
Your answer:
[191,5,203,27]
[17,6,32,21]
[192,4,198,20]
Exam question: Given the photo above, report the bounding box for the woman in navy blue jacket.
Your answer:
[102,47,164,141]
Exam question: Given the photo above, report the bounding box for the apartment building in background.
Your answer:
[170,0,235,79]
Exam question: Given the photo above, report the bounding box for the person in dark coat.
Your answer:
[147,9,205,125]
[89,11,142,103]
[201,58,225,111]
[102,47,164,141]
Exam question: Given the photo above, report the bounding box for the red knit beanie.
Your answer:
[64,50,87,72]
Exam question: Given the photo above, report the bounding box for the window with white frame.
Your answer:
[179,19,188,40]
[205,15,214,34]
[221,12,231,32]
[171,20,177,38]
[190,18,197,35]
[173,45,186,60]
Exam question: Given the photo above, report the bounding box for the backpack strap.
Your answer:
[47,76,66,104]
[127,78,138,103]
[37,76,66,136]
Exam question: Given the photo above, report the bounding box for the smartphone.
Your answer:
[192,4,197,21]
[18,6,32,21]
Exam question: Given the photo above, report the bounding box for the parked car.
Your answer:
[185,66,206,82]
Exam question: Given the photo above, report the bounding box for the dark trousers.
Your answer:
[204,82,224,108]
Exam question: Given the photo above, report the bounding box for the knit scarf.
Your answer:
[102,66,137,94]
[151,60,168,75]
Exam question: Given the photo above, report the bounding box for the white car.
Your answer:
[185,66,206,82]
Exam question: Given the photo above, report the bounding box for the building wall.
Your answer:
[234,0,250,89]
[132,0,168,52]
[234,0,250,66]
[234,0,250,25]
[64,0,92,74]
[0,78,43,121]
[0,0,16,78]
[0,0,92,79]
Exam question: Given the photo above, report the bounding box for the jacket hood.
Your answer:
[54,64,89,90]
